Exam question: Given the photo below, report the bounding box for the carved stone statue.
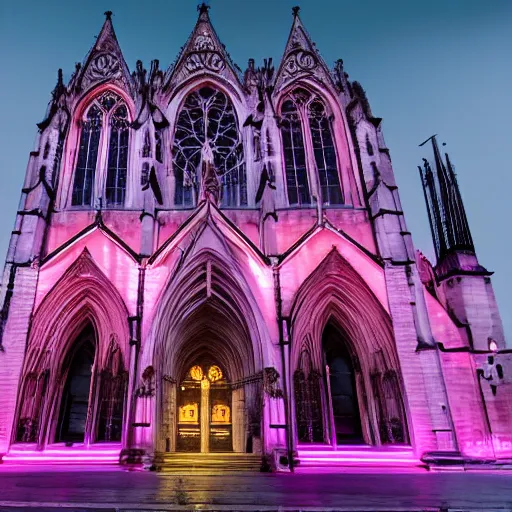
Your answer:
[243,58,275,162]
[198,140,220,205]
[256,164,277,222]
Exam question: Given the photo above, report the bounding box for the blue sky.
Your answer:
[0,0,510,341]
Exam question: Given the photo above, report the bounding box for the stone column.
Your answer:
[200,378,210,453]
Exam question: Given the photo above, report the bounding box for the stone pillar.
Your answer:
[232,386,246,453]
[123,339,139,448]
[200,378,210,453]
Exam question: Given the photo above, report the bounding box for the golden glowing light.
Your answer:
[178,403,198,423]
[190,365,203,380]
[211,404,230,423]
[208,365,222,382]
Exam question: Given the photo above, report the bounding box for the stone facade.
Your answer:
[0,5,509,470]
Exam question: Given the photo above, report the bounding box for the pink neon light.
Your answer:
[3,456,119,462]
[297,450,414,456]
[7,450,121,455]
[3,446,122,464]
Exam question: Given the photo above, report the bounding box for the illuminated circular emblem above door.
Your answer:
[190,365,203,381]
[208,365,222,382]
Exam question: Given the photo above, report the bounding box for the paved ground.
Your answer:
[0,466,511,511]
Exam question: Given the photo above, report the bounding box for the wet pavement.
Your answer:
[0,466,511,511]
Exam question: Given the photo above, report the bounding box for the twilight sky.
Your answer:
[0,0,510,341]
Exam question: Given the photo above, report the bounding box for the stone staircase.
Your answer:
[1,444,122,465]
[153,452,263,473]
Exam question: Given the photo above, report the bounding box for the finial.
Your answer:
[292,6,300,17]
[198,2,210,14]
[104,10,113,20]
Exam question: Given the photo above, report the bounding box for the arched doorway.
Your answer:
[322,324,363,445]
[290,250,411,450]
[51,325,128,445]
[56,327,95,443]
[151,255,268,456]
[294,323,365,446]
[176,361,232,453]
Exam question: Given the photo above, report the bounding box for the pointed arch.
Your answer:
[28,248,130,371]
[289,248,409,446]
[146,248,271,454]
[59,84,135,210]
[14,249,130,446]
[151,250,265,380]
[276,80,363,208]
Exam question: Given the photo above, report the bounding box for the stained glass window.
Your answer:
[280,100,310,206]
[106,104,129,206]
[72,105,102,206]
[308,100,343,205]
[172,86,246,207]
[72,92,130,208]
[280,90,344,207]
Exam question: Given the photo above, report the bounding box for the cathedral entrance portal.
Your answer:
[176,363,232,453]
[323,325,363,445]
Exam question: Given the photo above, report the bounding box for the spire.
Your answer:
[163,3,243,92]
[37,68,69,132]
[197,2,210,17]
[273,6,335,94]
[418,135,475,263]
[69,11,133,95]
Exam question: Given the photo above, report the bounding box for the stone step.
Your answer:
[2,445,122,465]
[154,452,263,472]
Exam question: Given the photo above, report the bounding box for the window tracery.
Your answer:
[71,91,130,207]
[280,89,343,207]
[172,86,246,208]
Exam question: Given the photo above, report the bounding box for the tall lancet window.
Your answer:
[308,101,343,205]
[281,99,310,206]
[280,89,343,207]
[172,86,246,208]
[72,105,102,206]
[106,105,129,206]
[71,92,130,207]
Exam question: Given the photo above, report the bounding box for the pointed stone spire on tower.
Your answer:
[418,135,478,270]
[418,135,505,349]
[69,10,133,95]
[273,6,336,94]
[38,68,68,132]
[162,2,243,92]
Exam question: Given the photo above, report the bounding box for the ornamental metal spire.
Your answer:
[418,135,475,263]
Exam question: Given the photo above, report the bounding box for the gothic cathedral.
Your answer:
[0,5,510,471]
